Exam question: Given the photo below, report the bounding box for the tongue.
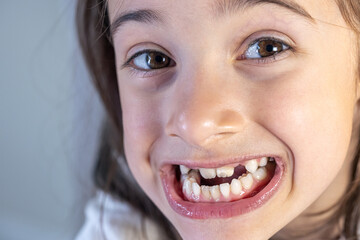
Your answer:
[200,165,247,186]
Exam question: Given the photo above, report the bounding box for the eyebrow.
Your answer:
[213,0,314,20]
[110,9,163,36]
[110,0,314,36]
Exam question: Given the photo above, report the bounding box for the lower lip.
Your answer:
[160,158,285,219]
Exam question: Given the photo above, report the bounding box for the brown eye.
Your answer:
[244,38,290,59]
[147,52,170,69]
[132,51,172,70]
[258,40,284,57]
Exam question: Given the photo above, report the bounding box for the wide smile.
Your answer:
[160,156,286,219]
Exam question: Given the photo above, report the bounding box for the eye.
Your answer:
[244,38,290,59]
[125,50,174,71]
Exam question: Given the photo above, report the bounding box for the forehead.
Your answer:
[107,0,341,25]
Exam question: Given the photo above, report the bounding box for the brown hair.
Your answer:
[76,0,360,239]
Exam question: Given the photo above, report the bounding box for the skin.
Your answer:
[108,0,360,239]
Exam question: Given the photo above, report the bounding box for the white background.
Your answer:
[0,1,104,239]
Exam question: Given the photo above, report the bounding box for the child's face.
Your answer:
[108,0,359,239]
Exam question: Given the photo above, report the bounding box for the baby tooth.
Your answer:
[210,185,221,201]
[199,168,216,179]
[230,178,242,195]
[259,157,268,167]
[220,183,230,198]
[253,167,267,181]
[216,166,234,178]
[188,170,200,183]
[245,159,258,173]
[192,182,201,198]
[201,186,211,200]
[180,165,190,174]
[240,174,254,190]
[183,179,192,196]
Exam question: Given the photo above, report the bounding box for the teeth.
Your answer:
[199,168,216,179]
[210,185,221,201]
[192,182,201,198]
[183,179,192,196]
[216,166,234,178]
[259,157,268,167]
[245,160,258,173]
[188,170,200,183]
[180,174,188,183]
[191,157,270,180]
[253,167,267,181]
[240,174,254,190]
[230,178,242,195]
[201,186,211,200]
[220,183,230,198]
[180,156,272,201]
[180,165,190,174]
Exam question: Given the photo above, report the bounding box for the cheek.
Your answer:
[257,62,355,197]
[122,99,162,149]
[119,90,163,193]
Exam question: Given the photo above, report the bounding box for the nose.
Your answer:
[165,72,244,147]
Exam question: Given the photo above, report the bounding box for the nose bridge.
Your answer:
[166,70,244,147]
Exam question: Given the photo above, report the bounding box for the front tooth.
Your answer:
[240,174,254,190]
[210,185,221,201]
[201,186,211,200]
[230,178,242,195]
[220,183,230,198]
[253,167,267,181]
[216,166,234,178]
[183,179,192,196]
[180,165,190,174]
[259,157,268,167]
[192,182,201,198]
[199,168,216,179]
[245,159,258,173]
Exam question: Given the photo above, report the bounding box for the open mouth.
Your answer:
[160,156,285,219]
[179,157,276,202]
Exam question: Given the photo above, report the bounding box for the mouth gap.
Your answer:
[200,165,247,186]
[174,157,277,202]
[175,164,247,186]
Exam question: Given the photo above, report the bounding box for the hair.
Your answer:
[76,0,360,239]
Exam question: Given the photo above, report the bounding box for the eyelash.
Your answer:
[122,37,293,75]
[122,49,174,77]
[240,37,293,65]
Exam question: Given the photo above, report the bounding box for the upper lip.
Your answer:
[159,153,284,170]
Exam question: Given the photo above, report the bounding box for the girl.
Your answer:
[76,0,360,239]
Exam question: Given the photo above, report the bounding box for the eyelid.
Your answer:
[125,61,176,79]
[122,50,176,73]
[247,36,289,50]
[234,30,295,56]
[234,31,296,66]
[121,43,175,68]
